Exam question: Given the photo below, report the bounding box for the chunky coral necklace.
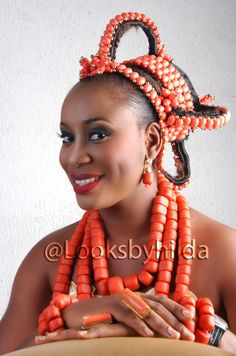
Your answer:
[53,173,190,299]
[38,172,215,344]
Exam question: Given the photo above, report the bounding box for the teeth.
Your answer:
[75,176,100,186]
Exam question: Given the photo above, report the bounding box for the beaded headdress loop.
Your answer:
[79,12,230,188]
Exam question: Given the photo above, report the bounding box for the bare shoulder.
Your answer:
[190,206,236,262]
[31,220,80,263]
[34,220,81,289]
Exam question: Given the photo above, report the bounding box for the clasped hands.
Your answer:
[35,293,195,344]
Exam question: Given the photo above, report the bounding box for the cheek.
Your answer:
[102,136,145,178]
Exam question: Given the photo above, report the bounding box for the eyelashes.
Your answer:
[56,127,111,144]
[56,131,72,143]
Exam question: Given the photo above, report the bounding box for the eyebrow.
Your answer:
[60,116,111,128]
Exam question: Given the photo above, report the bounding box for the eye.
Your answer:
[88,127,111,142]
[56,131,73,144]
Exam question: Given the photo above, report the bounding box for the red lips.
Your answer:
[70,173,104,194]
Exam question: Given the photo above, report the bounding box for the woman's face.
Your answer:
[59,81,149,211]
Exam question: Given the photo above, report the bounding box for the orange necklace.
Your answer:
[38,173,215,344]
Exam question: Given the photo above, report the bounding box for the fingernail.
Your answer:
[182,309,192,318]
[46,332,58,336]
[167,327,180,339]
[145,328,154,337]
[78,330,88,336]
[35,336,46,341]
[183,329,195,341]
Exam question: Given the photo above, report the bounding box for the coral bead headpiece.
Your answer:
[79,12,230,188]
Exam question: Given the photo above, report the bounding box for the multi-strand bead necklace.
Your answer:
[38,173,215,343]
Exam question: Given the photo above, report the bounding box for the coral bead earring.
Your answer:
[143,158,153,187]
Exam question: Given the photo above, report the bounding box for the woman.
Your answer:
[0,11,236,355]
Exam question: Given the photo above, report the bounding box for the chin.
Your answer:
[75,195,104,211]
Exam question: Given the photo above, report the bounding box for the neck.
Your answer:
[99,176,158,245]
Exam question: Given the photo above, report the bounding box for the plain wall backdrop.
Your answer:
[0,0,236,319]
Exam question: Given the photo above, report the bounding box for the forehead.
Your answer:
[61,82,138,128]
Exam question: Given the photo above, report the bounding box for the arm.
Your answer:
[0,236,52,354]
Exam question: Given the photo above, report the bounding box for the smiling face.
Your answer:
[59,80,160,211]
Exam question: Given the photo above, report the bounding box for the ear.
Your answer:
[144,122,163,160]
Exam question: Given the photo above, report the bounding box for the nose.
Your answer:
[66,140,92,168]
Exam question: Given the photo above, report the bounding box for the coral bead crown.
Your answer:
[79,12,230,144]
[79,12,230,189]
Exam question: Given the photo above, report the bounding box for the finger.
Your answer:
[113,304,154,337]
[35,329,79,344]
[139,293,193,321]
[142,297,194,341]
[141,308,182,340]
[77,323,139,339]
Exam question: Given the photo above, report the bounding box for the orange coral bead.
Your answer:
[175,273,190,285]
[38,320,48,336]
[177,264,191,275]
[44,305,60,322]
[108,276,125,294]
[93,257,108,269]
[97,278,109,295]
[77,275,90,284]
[56,274,70,284]
[94,267,109,282]
[150,222,164,232]
[166,210,178,221]
[195,328,210,344]
[199,315,215,331]
[151,213,166,225]
[54,282,69,294]
[144,260,159,273]
[158,270,172,283]
[136,76,146,86]
[78,293,92,301]
[175,283,188,294]
[143,171,153,186]
[53,294,72,309]
[152,204,167,215]
[77,283,92,294]
[184,320,196,333]
[153,195,169,207]
[199,304,214,315]
[124,274,140,290]
[48,317,64,332]
[138,270,154,286]
[196,298,213,309]
[159,260,174,271]
[155,281,170,295]
[58,265,72,275]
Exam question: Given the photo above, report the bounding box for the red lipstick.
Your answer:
[70,173,103,194]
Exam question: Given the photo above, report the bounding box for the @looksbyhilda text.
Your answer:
[44,238,208,262]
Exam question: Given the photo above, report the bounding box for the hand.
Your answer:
[50,292,195,341]
[219,329,236,352]
[35,323,139,344]
[135,293,195,341]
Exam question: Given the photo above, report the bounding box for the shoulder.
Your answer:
[190,207,236,273]
[31,220,81,272]
[190,207,236,241]
[32,220,81,289]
